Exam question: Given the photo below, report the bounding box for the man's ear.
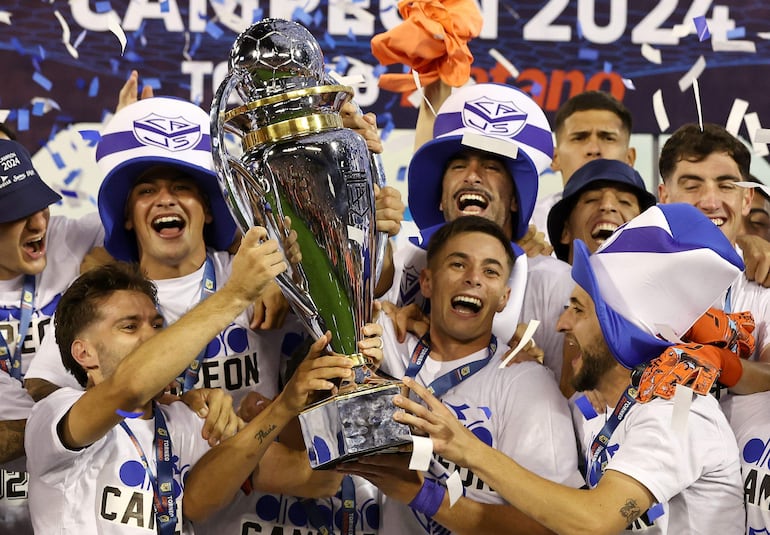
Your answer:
[561,220,573,246]
[124,207,134,231]
[625,146,637,166]
[658,182,668,203]
[419,268,433,300]
[497,287,511,313]
[72,339,102,384]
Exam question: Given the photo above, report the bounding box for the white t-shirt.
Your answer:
[530,190,562,242]
[722,391,770,535]
[25,249,304,408]
[571,393,744,533]
[0,212,103,535]
[195,475,381,535]
[383,226,571,381]
[377,318,582,535]
[719,270,770,360]
[25,387,211,534]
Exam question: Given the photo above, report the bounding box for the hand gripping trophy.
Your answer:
[211,18,410,468]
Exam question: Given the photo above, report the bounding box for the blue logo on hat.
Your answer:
[462,97,528,138]
[132,114,202,152]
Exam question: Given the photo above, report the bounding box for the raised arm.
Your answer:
[60,227,287,449]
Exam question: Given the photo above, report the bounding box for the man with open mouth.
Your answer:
[547,158,656,265]
[0,132,104,535]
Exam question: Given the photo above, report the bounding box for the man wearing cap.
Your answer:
[547,159,656,265]
[394,203,746,534]
[383,82,575,381]
[341,216,582,535]
[0,138,104,534]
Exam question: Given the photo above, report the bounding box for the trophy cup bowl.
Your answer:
[211,19,411,469]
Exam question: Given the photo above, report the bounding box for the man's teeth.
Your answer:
[458,193,488,211]
[451,296,482,312]
[152,215,184,230]
[25,238,43,252]
[591,222,619,240]
[710,218,725,227]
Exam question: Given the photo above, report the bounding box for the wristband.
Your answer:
[409,478,446,517]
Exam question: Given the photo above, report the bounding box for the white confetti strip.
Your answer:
[53,10,78,59]
[411,70,437,117]
[489,48,519,78]
[108,11,127,55]
[758,32,770,40]
[0,11,12,25]
[725,98,749,137]
[640,43,661,64]
[755,129,770,144]
[744,113,769,157]
[712,39,756,53]
[446,471,463,507]
[408,435,433,471]
[693,79,703,132]
[678,56,706,92]
[498,319,539,368]
[653,89,670,132]
[622,78,636,90]
[0,109,9,123]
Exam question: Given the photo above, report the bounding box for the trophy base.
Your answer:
[299,380,412,469]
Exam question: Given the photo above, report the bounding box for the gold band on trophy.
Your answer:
[242,113,343,149]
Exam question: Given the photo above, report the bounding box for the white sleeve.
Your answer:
[23,315,82,389]
[0,371,34,420]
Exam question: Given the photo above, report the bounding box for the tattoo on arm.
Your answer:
[0,420,26,464]
[254,423,277,444]
[619,498,641,524]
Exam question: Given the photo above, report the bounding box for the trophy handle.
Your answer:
[211,70,328,341]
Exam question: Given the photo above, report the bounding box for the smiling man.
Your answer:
[394,204,746,534]
[342,216,582,535]
[0,137,104,534]
[658,123,770,363]
[547,158,656,264]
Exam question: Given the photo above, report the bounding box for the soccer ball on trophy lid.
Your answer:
[229,18,325,101]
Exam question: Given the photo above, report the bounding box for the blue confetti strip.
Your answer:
[603,61,612,73]
[205,21,224,39]
[292,7,312,25]
[109,59,120,74]
[530,82,542,96]
[336,55,349,73]
[693,16,710,41]
[647,503,665,522]
[63,169,82,185]
[252,8,263,22]
[51,152,65,169]
[95,1,111,13]
[37,45,46,61]
[32,102,45,116]
[578,47,599,61]
[373,64,387,78]
[17,109,29,132]
[144,77,162,89]
[33,72,53,91]
[31,57,41,74]
[324,32,336,50]
[396,166,407,182]
[60,189,79,198]
[727,27,745,39]
[384,94,398,110]
[189,32,203,57]
[161,0,170,13]
[313,10,323,26]
[576,21,583,40]
[347,27,356,41]
[78,130,102,145]
[10,37,24,55]
[124,51,143,62]
[88,77,100,98]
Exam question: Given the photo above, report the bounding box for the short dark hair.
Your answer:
[55,262,158,387]
[553,91,633,138]
[0,122,17,141]
[659,123,751,182]
[426,216,516,272]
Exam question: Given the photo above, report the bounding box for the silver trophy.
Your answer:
[211,19,410,468]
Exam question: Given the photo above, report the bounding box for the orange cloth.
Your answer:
[370,0,483,93]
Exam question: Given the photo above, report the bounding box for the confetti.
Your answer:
[678,56,706,92]
[489,48,519,78]
[78,130,102,145]
[53,10,79,59]
[725,98,749,137]
[32,102,45,117]
[652,89,670,132]
[205,20,224,39]
[578,47,599,61]
[292,7,312,26]
[755,129,770,144]
[727,27,746,39]
[693,79,703,132]
[0,11,12,25]
[693,16,710,41]
[32,72,53,91]
[622,78,636,90]
[603,61,612,73]
[107,11,127,54]
[324,32,336,50]
[252,8,263,23]
[744,113,769,157]
[88,77,100,98]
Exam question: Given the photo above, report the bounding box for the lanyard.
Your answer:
[119,403,177,535]
[0,274,35,382]
[301,474,357,535]
[178,256,216,393]
[405,333,498,397]
[585,385,636,488]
